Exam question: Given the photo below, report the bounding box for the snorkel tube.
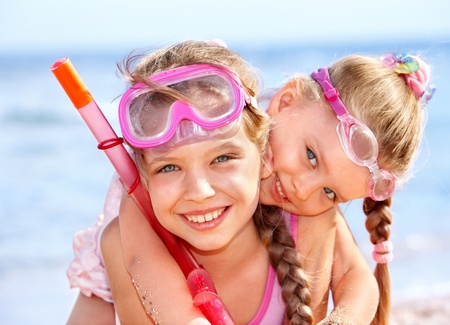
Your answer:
[51,58,234,325]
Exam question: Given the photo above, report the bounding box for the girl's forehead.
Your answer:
[144,124,253,159]
[273,99,336,131]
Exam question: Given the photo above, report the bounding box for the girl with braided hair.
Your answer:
[98,40,315,325]
[258,52,433,325]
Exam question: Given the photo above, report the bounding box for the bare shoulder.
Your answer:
[100,216,120,252]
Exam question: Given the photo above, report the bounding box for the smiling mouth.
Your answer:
[276,177,288,200]
[185,208,226,223]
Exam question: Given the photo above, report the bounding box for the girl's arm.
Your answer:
[295,207,337,323]
[101,193,210,324]
[320,209,379,325]
[296,207,379,325]
[67,293,115,325]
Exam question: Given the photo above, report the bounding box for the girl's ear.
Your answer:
[261,145,273,179]
[267,80,298,116]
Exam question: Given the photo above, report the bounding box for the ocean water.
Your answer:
[1,40,449,324]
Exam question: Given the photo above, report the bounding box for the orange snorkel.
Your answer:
[51,57,234,324]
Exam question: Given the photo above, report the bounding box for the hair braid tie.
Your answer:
[372,240,394,264]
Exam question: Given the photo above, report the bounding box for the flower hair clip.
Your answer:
[380,52,420,74]
[381,52,436,105]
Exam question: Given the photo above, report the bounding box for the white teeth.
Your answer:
[276,179,287,198]
[186,208,225,223]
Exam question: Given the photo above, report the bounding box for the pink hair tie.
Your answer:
[372,240,394,264]
[380,52,435,107]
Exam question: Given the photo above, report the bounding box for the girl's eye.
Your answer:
[215,155,230,163]
[307,149,317,167]
[324,187,336,200]
[160,165,179,173]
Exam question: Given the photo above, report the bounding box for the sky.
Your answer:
[1,0,450,53]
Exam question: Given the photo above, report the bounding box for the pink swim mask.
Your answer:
[118,64,249,149]
[311,67,396,201]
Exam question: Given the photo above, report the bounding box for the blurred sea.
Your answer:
[1,40,449,324]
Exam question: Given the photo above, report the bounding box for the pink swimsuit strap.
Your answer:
[248,209,298,324]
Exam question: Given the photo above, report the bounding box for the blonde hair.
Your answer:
[291,54,428,325]
[329,55,423,182]
[118,40,313,324]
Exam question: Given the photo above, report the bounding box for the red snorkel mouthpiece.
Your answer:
[188,268,234,324]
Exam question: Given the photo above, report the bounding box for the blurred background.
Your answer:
[1,0,449,323]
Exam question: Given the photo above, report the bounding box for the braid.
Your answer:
[363,197,393,325]
[254,205,313,325]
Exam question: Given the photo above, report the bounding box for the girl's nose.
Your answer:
[292,173,321,202]
[184,177,215,203]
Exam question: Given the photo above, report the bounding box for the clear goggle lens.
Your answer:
[337,114,395,201]
[119,64,247,148]
[367,167,396,201]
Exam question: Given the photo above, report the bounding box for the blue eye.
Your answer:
[160,165,178,173]
[324,187,336,200]
[307,149,317,167]
[215,155,230,163]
